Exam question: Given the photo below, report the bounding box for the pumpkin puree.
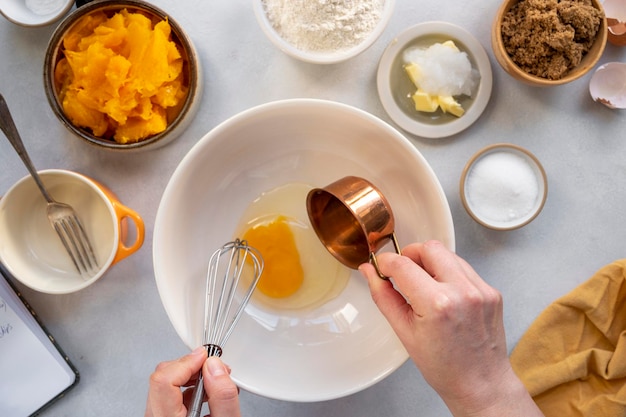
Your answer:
[55,9,187,143]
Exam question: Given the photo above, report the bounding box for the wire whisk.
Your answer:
[186,239,264,417]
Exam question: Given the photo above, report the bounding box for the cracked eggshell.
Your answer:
[589,62,626,109]
[603,0,626,45]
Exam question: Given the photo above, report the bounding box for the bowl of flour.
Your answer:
[253,0,395,64]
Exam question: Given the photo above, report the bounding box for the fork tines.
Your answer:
[53,215,99,279]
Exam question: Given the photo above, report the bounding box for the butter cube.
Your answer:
[404,63,421,88]
[441,40,460,52]
[405,41,467,117]
[438,95,465,117]
[412,89,439,112]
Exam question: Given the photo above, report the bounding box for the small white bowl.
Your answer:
[0,0,73,27]
[377,21,493,138]
[460,144,548,230]
[253,0,395,64]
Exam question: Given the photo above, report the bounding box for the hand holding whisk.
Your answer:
[186,239,264,417]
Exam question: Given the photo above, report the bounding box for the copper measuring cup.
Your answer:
[306,176,401,278]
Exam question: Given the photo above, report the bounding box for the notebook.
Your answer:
[0,264,79,417]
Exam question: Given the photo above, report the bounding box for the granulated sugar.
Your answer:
[262,0,386,53]
[466,151,540,223]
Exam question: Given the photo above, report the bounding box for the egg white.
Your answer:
[235,183,351,311]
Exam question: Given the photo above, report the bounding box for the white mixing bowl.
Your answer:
[153,99,455,401]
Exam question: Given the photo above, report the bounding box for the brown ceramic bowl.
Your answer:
[44,0,202,151]
[491,0,607,86]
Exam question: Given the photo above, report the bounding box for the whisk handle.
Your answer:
[186,344,223,417]
[186,373,206,417]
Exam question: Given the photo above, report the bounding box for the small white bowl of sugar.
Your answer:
[0,0,73,27]
[253,0,395,64]
[460,143,548,230]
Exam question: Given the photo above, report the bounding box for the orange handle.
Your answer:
[81,174,145,265]
[111,200,145,265]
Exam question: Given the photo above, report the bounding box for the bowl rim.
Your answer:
[252,0,396,64]
[0,0,73,27]
[43,0,201,150]
[376,21,493,138]
[491,0,608,86]
[459,143,548,231]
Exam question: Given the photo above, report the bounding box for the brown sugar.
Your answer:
[501,0,604,80]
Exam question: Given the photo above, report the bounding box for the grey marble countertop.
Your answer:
[1,0,625,416]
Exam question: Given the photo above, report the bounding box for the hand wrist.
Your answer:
[443,367,544,417]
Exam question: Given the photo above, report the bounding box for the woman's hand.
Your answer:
[145,347,241,417]
[359,240,543,417]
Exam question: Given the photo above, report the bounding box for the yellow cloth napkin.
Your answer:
[510,259,626,417]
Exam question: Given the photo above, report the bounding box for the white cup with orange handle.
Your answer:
[0,169,144,294]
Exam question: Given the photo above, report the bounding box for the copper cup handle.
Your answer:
[369,232,401,279]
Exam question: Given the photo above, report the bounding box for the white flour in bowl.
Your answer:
[262,0,386,53]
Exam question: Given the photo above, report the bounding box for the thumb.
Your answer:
[203,357,241,417]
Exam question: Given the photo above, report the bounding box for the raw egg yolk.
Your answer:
[242,216,304,298]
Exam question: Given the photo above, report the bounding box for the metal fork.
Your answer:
[0,93,99,278]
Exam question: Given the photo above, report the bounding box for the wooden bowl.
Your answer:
[491,0,608,86]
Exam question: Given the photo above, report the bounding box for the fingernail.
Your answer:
[191,346,205,355]
[206,356,227,376]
